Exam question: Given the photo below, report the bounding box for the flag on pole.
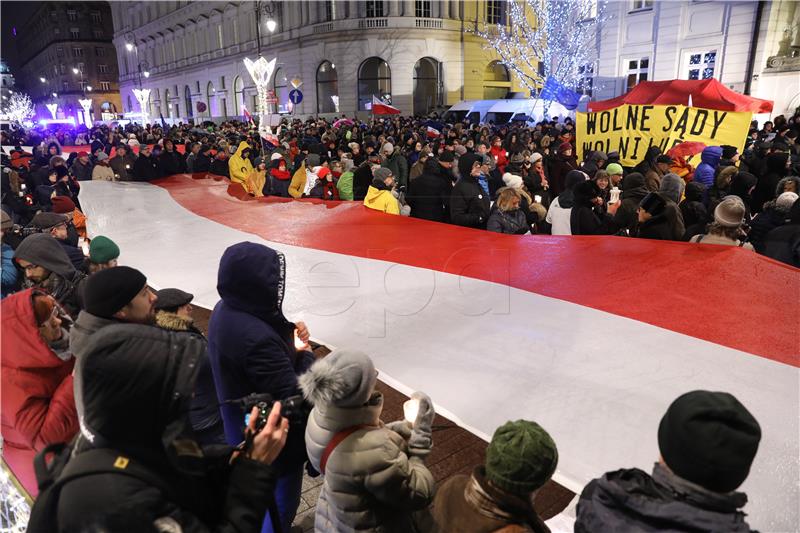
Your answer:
[426,126,441,139]
[159,113,167,129]
[540,77,581,110]
[242,106,256,128]
[371,95,401,115]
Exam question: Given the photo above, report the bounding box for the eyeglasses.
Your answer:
[22,263,40,272]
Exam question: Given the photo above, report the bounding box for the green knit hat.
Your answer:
[89,236,120,264]
[605,163,623,176]
[485,420,558,495]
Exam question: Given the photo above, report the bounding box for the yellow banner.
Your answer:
[576,104,752,167]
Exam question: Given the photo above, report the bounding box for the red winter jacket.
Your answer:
[1,289,78,496]
[490,145,509,174]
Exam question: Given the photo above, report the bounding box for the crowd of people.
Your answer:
[0,109,795,532]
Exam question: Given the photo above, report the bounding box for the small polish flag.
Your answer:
[426,126,441,139]
[371,95,401,115]
[242,106,255,127]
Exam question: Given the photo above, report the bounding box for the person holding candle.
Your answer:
[300,349,436,532]
[109,144,138,181]
[207,242,315,533]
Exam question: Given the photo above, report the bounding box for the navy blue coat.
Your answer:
[207,242,314,474]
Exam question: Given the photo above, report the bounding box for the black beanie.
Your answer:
[639,192,667,216]
[658,390,761,493]
[458,153,481,179]
[84,266,147,319]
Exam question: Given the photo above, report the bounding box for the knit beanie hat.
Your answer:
[96,152,109,162]
[721,145,738,159]
[485,420,558,496]
[306,153,321,168]
[458,153,482,179]
[299,349,378,408]
[714,196,746,227]
[381,142,394,155]
[83,266,147,318]
[775,191,799,213]
[373,167,392,182]
[530,152,543,164]
[89,236,120,264]
[51,196,76,214]
[658,390,761,493]
[502,173,523,190]
[1,210,12,231]
[605,163,623,176]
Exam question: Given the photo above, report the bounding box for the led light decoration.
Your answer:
[331,95,340,113]
[132,88,151,125]
[472,0,608,110]
[1,92,35,125]
[0,462,30,533]
[243,56,277,135]
[46,103,58,120]
[78,98,92,126]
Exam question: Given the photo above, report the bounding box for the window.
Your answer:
[358,57,391,111]
[93,29,103,39]
[625,57,649,91]
[98,64,108,74]
[324,0,334,21]
[217,25,223,48]
[73,47,84,57]
[684,50,717,80]
[316,61,339,114]
[413,57,442,115]
[578,63,595,96]
[365,0,385,18]
[273,67,289,113]
[95,47,105,57]
[57,47,64,57]
[483,61,510,99]
[100,81,111,91]
[221,75,226,89]
[62,80,69,91]
[67,10,77,21]
[91,11,101,23]
[60,64,66,74]
[79,80,88,90]
[631,0,653,10]
[487,0,503,24]
[415,0,431,18]
[70,28,80,39]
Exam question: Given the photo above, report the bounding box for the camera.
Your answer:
[228,393,308,432]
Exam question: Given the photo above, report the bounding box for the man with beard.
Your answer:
[14,233,87,318]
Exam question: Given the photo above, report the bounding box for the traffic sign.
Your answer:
[289,89,303,104]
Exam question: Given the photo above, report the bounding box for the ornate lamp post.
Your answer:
[243,56,277,135]
[254,0,279,58]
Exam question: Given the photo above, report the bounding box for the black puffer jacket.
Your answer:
[613,173,649,232]
[56,323,277,533]
[576,463,755,533]
[450,177,491,229]
[486,207,529,235]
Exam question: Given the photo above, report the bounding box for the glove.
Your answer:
[385,420,412,439]
[408,392,435,457]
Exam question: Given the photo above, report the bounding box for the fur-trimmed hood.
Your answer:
[155,311,194,332]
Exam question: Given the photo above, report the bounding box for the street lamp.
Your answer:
[86,86,92,92]
[72,65,86,94]
[39,77,46,83]
[124,32,150,90]
[125,42,134,52]
[254,0,278,58]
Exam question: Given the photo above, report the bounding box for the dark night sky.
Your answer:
[1,1,40,71]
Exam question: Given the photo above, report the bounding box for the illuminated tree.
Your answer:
[2,92,35,125]
[473,0,607,104]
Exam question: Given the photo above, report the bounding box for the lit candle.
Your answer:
[294,331,306,350]
[534,195,542,203]
[403,399,420,424]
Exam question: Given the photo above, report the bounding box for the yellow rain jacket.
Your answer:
[228,141,254,190]
[363,185,400,215]
[288,162,307,199]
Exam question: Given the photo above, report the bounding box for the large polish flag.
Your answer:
[78,177,799,531]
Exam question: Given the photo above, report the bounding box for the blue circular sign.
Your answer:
[289,89,303,104]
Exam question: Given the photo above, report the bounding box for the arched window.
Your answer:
[233,75,243,116]
[273,67,289,114]
[413,57,442,116]
[164,88,171,118]
[316,61,338,114]
[184,85,193,118]
[483,61,510,99]
[206,81,215,117]
[152,87,161,117]
[358,57,391,111]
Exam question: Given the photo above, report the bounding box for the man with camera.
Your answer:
[208,242,317,533]
[28,319,290,533]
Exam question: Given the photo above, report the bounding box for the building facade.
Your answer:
[0,60,15,103]
[111,0,525,122]
[591,0,799,117]
[14,1,122,122]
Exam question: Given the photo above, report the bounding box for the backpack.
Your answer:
[27,443,173,533]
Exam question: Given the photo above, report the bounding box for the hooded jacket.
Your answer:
[450,154,492,229]
[575,463,754,533]
[228,141,255,190]
[353,162,375,201]
[301,361,435,533]
[680,182,709,240]
[614,172,649,232]
[1,289,78,496]
[14,233,86,317]
[729,171,758,219]
[133,152,162,181]
[364,181,401,215]
[753,153,789,213]
[57,323,277,533]
[545,170,587,235]
[207,243,314,473]
[658,174,687,240]
[693,146,723,191]
[158,145,187,176]
[570,181,619,235]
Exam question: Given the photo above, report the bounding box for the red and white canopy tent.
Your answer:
[588,78,773,113]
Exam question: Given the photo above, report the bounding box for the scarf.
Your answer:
[477,174,490,197]
[462,467,545,530]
